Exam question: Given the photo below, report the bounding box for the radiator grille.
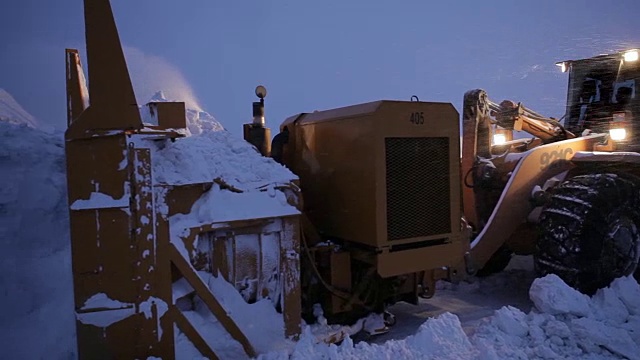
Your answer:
[385,137,451,241]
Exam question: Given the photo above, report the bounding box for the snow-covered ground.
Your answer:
[372,255,537,344]
[1,91,639,359]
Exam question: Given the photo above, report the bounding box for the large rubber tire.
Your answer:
[535,173,640,294]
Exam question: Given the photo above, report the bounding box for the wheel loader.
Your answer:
[460,49,640,295]
[250,48,640,325]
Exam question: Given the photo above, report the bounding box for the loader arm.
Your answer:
[461,90,492,229]
[461,90,576,230]
[465,133,607,270]
[492,101,576,142]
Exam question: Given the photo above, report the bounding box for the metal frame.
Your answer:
[64,1,301,358]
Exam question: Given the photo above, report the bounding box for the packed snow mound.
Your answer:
[0,122,67,249]
[0,88,39,128]
[472,274,640,359]
[153,129,296,189]
[140,91,224,135]
[185,107,224,135]
[157,126,300,238]
[0,121,75,359]
[259,274,640,360]
[260,313,476,360]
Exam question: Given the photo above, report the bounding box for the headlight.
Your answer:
[623,50,639,63]
[556,61,568,73]
[493,133,507,145]
[610,128,627,141]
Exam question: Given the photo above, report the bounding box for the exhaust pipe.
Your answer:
[243,85,271,156]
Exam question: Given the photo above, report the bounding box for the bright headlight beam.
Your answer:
[623,50,639,62]
[610,128,627,141]
[493,134,507,145]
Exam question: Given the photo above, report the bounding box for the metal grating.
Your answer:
[385,137,451,241]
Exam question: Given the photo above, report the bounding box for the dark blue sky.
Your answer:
[1,0,639,134]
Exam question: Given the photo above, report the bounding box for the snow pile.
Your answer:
[258,274,640,360]
[0,88,40,128]
[184,108,224,136]
[174,274,393,360]
[0,121,76,359]
[141,91,297,190]
[154,123,299,229]
[472,274,640,359]
[259,313,476,360]
[140,91,224,135]
[129,87,301,243]
[169,182,299,241]
[152,129,295,189]
[175,272,294,360]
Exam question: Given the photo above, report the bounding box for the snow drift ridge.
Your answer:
[0,88,39,128]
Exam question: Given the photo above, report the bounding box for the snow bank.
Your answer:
[0,121,76,359]
[471,274,640,359]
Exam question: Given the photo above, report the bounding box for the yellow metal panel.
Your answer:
[288,100,460,249]
[377,238,466,278]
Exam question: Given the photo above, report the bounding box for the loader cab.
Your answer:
[560,49,640,142]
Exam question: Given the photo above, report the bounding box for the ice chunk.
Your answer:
[529,274,591,317]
